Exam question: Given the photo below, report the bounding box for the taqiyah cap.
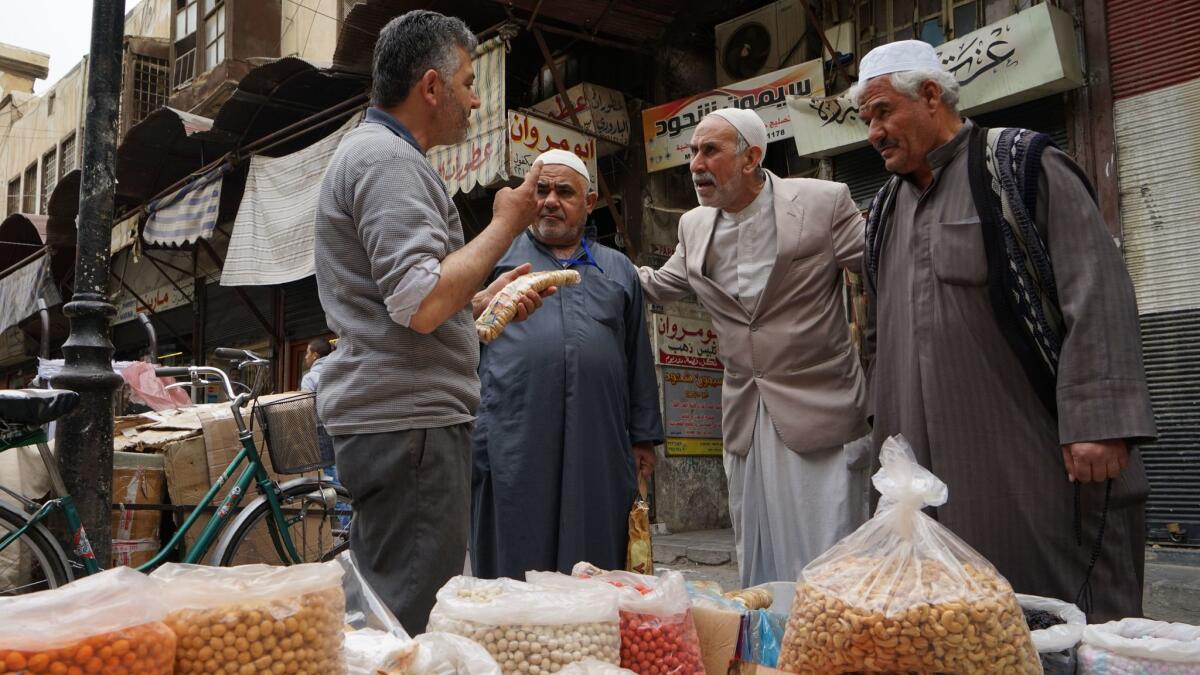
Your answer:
[706,108,768,152]
[858,39,943,82]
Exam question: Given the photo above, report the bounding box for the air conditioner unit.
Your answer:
[715,0,807,86]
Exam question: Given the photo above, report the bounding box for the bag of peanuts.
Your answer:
[1077,618,1200,674]
[778,435,1042,674]
[427,575,621,675]
[0,567,177,675]
[151,560,346,675]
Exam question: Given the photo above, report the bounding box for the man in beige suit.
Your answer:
[639,108,869,586]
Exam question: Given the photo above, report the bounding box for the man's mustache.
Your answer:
[874,139,899,152]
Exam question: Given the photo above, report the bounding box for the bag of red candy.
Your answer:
[572,563,705,675]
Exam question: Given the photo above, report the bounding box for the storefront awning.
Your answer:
[0,253,58,334]
[142,163,231,247]
[220,112,361,286]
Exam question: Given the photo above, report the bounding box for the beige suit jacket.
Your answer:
[639,172,868,455]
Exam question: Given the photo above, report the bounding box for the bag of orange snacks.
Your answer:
[0,567,175,675]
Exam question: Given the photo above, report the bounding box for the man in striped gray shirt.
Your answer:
[314,10,550,632]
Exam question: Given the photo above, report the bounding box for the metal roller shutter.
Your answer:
[1138,309,1200,545]
[1114,77,1200,545]
[283,277,329,340]
[205,283,273,348]
[1108,0,1200,102]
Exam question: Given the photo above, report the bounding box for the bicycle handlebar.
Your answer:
[214,347,266,363]
[155,365,240,401]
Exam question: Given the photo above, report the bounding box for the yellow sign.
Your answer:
[665,437,723,457]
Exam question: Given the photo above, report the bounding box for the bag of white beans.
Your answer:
[1077,619,1200,674]
[777,435,1041,674]
[152,561,346,675]
[428,576,622,675]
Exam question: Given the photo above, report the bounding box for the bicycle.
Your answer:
[0,348,351,595]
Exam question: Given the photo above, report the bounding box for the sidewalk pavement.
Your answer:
[653,528,1200,625]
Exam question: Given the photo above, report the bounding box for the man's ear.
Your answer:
[585,190,599,214]
[922,80,942,112]
[744,145,764,176]
[418,69,440,107]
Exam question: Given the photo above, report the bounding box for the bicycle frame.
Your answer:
[0,365,309,577]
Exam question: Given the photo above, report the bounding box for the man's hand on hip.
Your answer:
[491,162,543,237]
[471,262,557,320]
[1061,439,1129,482]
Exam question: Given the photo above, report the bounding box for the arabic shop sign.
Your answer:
[115,282,189,325]
[507,111,598,188]
[428,37,508,196]
[642,60,824,172]
[654,314,722,371]
[788,2,1082,157]
[662,367,723,438]
[531,82,631,151]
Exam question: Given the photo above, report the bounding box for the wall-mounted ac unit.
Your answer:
[714,0,807,86]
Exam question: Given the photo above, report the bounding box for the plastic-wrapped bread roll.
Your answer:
[476,270,581,343]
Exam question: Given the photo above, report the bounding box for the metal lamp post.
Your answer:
[50,0,126,566]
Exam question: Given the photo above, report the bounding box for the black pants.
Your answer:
[334,424,471,633]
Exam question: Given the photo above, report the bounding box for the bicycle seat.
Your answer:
[0,389,80,425]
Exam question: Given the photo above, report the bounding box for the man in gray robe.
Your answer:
[853,40,1156,620]
[472,149,664,579]
[639,109,870,587]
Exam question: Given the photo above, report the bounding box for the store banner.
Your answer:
[531,82,631,148]
[653,313,722,371]
[507,111,598,188]
[662,367,723,457]
[428,37,509,196]
[0,253,56,334]
[788,2,1083,157]
[642,60,824,172]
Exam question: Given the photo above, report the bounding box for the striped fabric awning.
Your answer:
[142,163,230,246]
[221,113,361,286]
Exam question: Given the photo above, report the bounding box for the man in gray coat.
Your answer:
[639,108,870,587]
[854,40,1155,620]
[314,11,551,632]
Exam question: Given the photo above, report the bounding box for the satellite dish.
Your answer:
[722,22,772,80]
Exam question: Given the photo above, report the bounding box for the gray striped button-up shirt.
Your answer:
[313,110,479,435]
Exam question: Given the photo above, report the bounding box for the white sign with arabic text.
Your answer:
[788,2,1082,158]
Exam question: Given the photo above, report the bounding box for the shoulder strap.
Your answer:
[968,124,1061,417]
[864,175,902,293]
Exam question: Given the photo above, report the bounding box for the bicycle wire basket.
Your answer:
[252,392,331,475]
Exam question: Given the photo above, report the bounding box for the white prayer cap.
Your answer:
[706,108,767,153]
[858,39,943,82]
[535,149,590,183]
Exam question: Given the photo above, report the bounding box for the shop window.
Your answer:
[22,164,36,214]
[203,0,226,72]
[60,133,76,177]
[6,178,19,217]
[40,148,56,215]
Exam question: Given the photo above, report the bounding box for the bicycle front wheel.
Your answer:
[0,501,71,595]
[216,480,351,566]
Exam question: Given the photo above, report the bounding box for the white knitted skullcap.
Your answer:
[534,149,590,183]
[859,40,943,82]
[706,108,768,152]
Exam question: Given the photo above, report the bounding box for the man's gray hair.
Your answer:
[372,10,477,108]
[848,69,960,112]
[734,131,768,181]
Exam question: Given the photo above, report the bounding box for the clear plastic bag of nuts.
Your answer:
[151,560,346,675]
[427,576,622,675]
[0,567,176,675]
[777,435,1042,674]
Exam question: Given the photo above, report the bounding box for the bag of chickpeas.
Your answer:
[428,576,622,675]
[0,567,176,675]
[151,560,346,675]
[777,435,1042,674]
